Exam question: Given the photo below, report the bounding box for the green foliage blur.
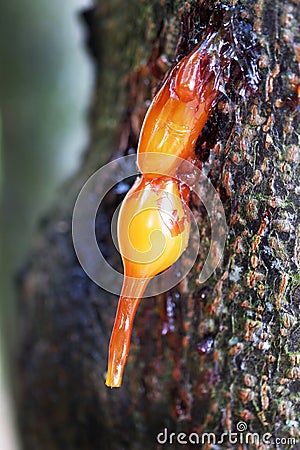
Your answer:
[0,0,93,373]
[0,117,2,196]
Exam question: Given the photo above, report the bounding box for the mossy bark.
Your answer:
[16,1,299,449]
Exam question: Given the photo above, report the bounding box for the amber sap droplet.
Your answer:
[137,41,219,177]
[105,176,190,387]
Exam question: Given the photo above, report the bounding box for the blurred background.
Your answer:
[0,1,94,447]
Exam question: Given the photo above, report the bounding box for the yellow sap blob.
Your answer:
[117,176,190,282]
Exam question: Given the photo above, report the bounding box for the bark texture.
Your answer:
[15,0,299,449]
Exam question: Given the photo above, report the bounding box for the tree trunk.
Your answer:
[15,0,299,449]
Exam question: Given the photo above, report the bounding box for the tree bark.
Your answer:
[15,0,299,449]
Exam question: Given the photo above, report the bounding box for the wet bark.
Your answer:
[15,1,299,449]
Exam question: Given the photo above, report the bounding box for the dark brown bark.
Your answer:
[15,1,299,449]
